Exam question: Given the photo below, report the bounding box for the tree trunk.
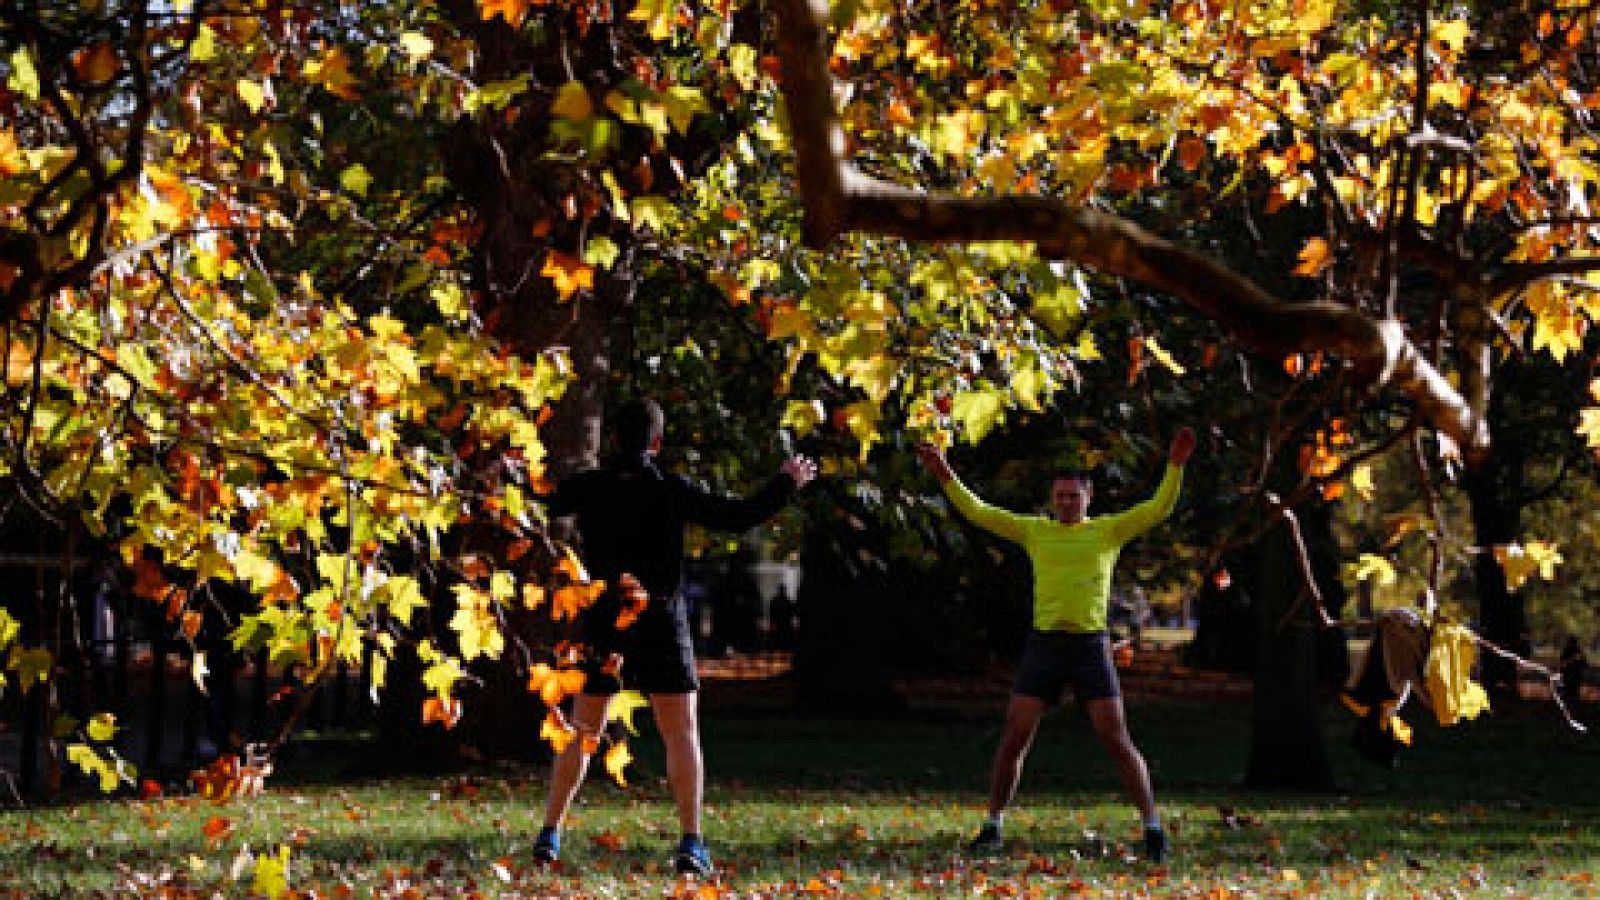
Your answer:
[1464,438,1528,693]
[794,491,901,714]
[1244,519,1336,790]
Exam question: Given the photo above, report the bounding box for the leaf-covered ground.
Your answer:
[2,700,1597,897]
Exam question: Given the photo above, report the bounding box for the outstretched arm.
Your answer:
[1107,426,1194,543]
[679,454,817,531]
[917,442,1029,543]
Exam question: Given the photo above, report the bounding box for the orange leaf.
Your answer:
[202,815,233,848]
[131,559,167,601]
[1177,136,1208,171]
[540,250,594,301]
[479,0,533,27]
[551,582,604,621]
[541,708,576,754]
[180,609,204,641]
[555,547,590,583]
[602,740,632,786]
[422,695,462,729]
[72,41,118,82]
[1293,237,1332,277]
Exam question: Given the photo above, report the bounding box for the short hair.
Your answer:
[1051,468,1094,486]
[614,397,664,456]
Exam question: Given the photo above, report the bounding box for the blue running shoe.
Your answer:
[967,823,1003,856]
[1144,825,1168,863]
[674,834,713,876]
[532,826,560,864]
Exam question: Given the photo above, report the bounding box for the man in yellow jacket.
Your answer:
[917,426,1195,863]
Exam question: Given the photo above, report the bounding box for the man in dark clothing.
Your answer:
[533,398,816,875]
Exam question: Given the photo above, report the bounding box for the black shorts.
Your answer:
[579,595,699,696]
[1013,630,1120,705]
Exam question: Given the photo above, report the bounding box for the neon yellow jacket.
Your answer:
[942,464,1184,633]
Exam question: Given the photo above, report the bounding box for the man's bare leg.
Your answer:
[987,694,1048,817]
[648,691,703,836]
[542,692,613,829]
[1085,695,1155,821]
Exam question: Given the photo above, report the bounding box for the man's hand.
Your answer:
[1169,426,1197,466]
[916,442,954,482]
[781,455,818,488]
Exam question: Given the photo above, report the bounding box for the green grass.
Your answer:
[2,699,1597,897]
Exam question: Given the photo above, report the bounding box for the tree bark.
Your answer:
[1464,439,1529,693]
[1243,521,1336,790]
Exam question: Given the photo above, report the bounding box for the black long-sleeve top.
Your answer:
[547,453,798,601]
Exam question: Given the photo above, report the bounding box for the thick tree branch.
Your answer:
[770,0,1490,462]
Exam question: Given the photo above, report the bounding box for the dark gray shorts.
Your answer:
[580,595,699,696]
[1013,630,1120,704]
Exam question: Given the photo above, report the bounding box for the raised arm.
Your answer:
[678,454,817,531]
[1106,426,1194,543]
[917,442,1030,543]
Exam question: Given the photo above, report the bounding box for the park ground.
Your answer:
[1,678,1597,898]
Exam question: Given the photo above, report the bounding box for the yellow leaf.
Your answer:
[780,398,827,437]
[1577,407,1600,449]
[1493,544,1536,590]
[607,690,648,736]
[626,0,677,41]
[551,81,593,121]
[1434,19,1471,52]
[1349,553,1397,587]
[836,400,882,461]
[1142,337,1187,375]
[302,47,360,101]
[67,743,121,792]
[1293,237,1332,277]
[0,608,18,648]
[398,32,434,62]
[86,712,117,743]
[950,388,1006,443]
[252,845,292,900]
[1351,464,1375,502]
[602,740,632,787]
[540,250,594,301]
[236,79,266,114]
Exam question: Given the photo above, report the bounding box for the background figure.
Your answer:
[768,582,798,651]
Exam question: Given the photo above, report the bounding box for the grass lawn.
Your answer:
[2,697,1597,897]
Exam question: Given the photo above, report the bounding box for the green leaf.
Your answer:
[9,645,52,692]
[583,236,620,269]
[339,163,373,197]
[466,75,530,114]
